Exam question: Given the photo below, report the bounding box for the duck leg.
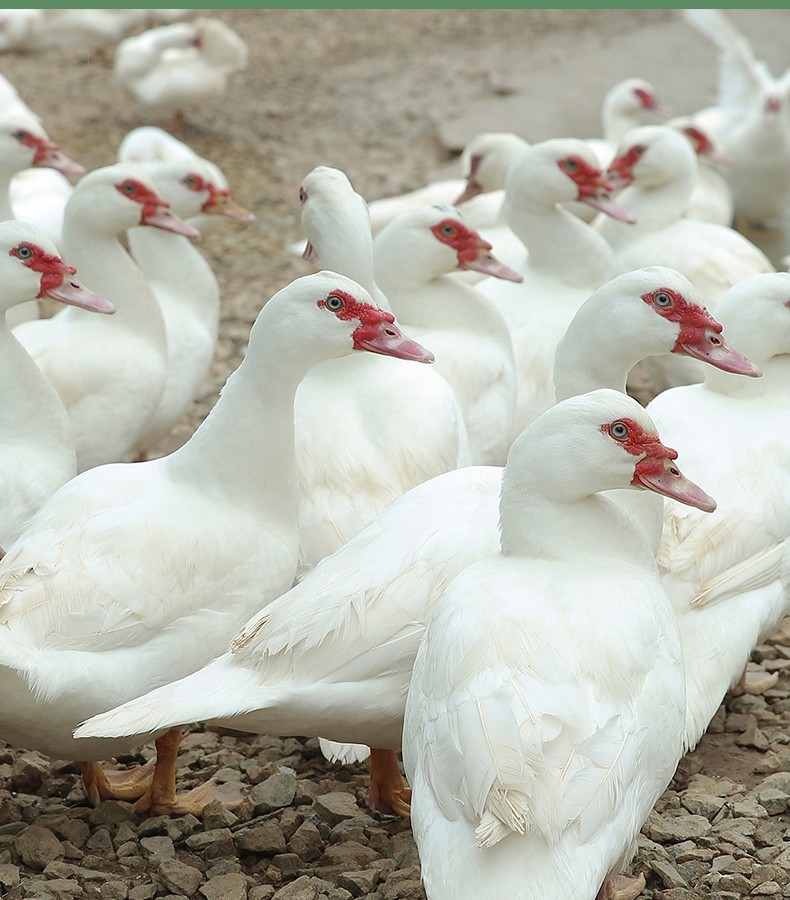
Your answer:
[369,748,411,817]
[730,665,779,696]
[80,759,156,805]
[596,873,646,900]
[131,727,241,817]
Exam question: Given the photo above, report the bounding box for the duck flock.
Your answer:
[0,8,789,900]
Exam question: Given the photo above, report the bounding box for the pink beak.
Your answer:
[676,328,762,377]
[44,277,115,315]
[453,180,484,206]
[354,320,435,363]
[463,248,523,282]
[582,193,636,223]
[143,207,201,239]
[36,149,85,177]
[634,456,716,512]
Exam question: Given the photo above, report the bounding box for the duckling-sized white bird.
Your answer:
[0,221,114,549]
[125,157,254,459]
[682,9,790,229]
[1,270,431,817]
[114,17,248,132]
[647,271,790,751]
[403,389,713,900]
[74,268,755,819]
[295,166,470,565]
[476,138,634,440]
[13,164,199,472]
[374,203,521,465]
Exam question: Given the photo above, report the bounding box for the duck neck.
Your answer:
[0,316,74,459]
[128,225,219,330]
[499,457,655,570]
[608,168,695,243]
[162,310,309,527]
[0,173,14,221]
[62,210,165,341]
[506,200,617,287]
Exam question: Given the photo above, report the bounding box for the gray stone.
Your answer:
[186,828,234,852]
[319,840,381,869]
[251,769,297,814]
[203,800,239,830]
[650,860,689,889]
[101,883,129,900]
[647,814,712,843]
[236,822,287,856]
[250,889,276,900]
[129,887,159,900]
[757,789,790,815]
[273,876,319,900]
[9,752,50,794]
[139,835,175,860]
[753,882,782,895]
[159,858,204,896]
[14,825,64,871]
[200,873,248,900]
[312,792,362,825]
[336,869,381,897]
[289,820,324,862]
[0,864,20,888]
[54,818,90,849]
[86,827,114,855]
[206,861,243,878]
[681,792,727,819]
[89,800,139,827]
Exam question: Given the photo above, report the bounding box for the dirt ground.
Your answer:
[1,9,790,899]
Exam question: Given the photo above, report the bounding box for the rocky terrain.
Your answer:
[0,8,789,900]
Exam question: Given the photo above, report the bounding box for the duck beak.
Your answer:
[143,206,201,239]
[44,277,115,315]
[36,148,85,177]
[203,189,256,222]
[463,248,523,282]
[354,320,435,363]
[634,456,716,512]
[582,192,636,223]
[453,179,484,206]
[675,328,762,377]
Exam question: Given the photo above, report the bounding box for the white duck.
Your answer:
[0,10,46,53]
[295,165,470,565]
[373,203,521,465]
[403,390,712,900]
[114,17,248,131]
[585,77,671,170]
[668,117,734,226]
[125,157,254,458]
[600,126,773,313]
[476,138,633,441]
[0,221,114,549]
[75,267,755,819]
[647,271,790,751]
[13,164,199,472]
[1,270,430,816]
[682,9,790,229]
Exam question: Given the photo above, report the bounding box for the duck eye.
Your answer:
[122,182,135,195]
[325,294,344,311]
[183,175,198,187]
[610,421,629,440]
[14,244,32,259]
[13,130,27,142]
[634,145,646,156]
[440,224,456,237]
[561,158,579,172]
[653,291,672,308]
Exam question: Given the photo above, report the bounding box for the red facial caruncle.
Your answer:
[681,125,713,157]
[9,241,75,298]
[557,155,612,199]
[13,128,59,166]
[115,178,170,220]
[601,417,677,486]
[641,287,720,352]
[317,289,395,348]
[430,218,490,268]
[607,144,646,184]
[634,87,657,110]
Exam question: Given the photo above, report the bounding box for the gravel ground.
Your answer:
[1,9,790,900]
